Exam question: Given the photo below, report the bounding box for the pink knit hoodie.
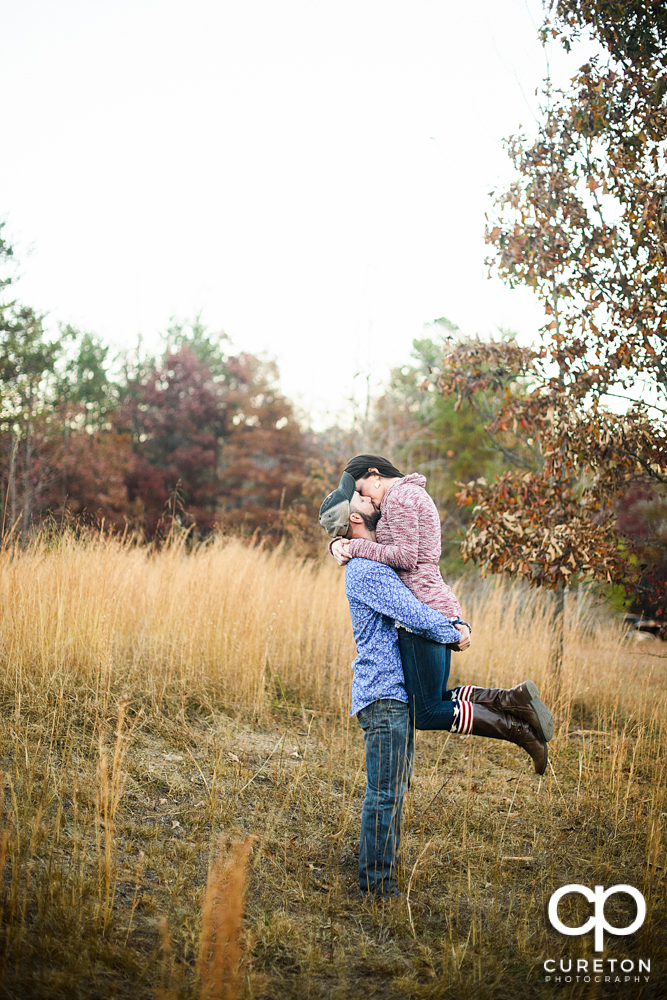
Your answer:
[347,474,462,618]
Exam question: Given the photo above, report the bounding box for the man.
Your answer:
[319,472,550,900]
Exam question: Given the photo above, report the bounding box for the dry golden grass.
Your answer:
[0,533,665,999]
[197,836,256,1000]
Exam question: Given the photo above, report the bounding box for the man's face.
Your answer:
[354,477,381,507]
[349,491,381,531]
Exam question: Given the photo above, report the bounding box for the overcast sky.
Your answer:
[1,1,590,427]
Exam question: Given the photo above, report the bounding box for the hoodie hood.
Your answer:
[381,473,427,506]
[400,473,427,488]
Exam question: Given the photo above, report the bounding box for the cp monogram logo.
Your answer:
[548,884,646,952]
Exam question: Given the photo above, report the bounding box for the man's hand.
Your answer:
[450,623,471,652]
[331,538,352,566]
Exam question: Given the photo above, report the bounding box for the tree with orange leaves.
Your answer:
[432,2,667,631]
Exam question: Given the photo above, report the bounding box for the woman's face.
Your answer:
[355,472,384,505]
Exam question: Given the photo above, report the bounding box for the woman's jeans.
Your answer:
[357,698,414,897]
[398,628,456,731]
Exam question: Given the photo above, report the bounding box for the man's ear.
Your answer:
[349,511,363,523]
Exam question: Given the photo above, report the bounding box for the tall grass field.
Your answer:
[0,534,665,999]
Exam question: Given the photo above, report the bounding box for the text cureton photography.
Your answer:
[543,957,651,985]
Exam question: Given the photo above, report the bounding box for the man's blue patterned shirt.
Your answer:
[344,558,462,716]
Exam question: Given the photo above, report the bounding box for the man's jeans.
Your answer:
[357,698,414,897]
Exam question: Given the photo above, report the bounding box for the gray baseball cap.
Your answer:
[318,472,356,538]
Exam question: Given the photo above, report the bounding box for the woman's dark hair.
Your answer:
[344,454,404,481]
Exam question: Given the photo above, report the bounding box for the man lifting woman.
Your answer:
[319,457,554,899]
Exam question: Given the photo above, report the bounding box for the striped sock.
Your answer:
[452,684,475,701]
[451,698,474,735]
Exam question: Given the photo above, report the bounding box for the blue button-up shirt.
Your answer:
[345,558,462,716]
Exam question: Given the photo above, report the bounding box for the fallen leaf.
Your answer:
[227,752,240,762]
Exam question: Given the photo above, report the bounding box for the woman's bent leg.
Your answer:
[398,629,456,731]
[397,633,547,766]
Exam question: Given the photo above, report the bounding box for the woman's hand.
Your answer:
[450,623,471,652]
[331,538,352,566]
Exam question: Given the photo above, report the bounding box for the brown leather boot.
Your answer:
[457,680,554,742]
[470,703,548,775]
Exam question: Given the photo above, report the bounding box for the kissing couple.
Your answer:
[319,454,554,900]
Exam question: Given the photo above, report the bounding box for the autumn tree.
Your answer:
[217,352,312,539]
[163,318,309,537]
[433,1,667,631]
[115,322,312,538]
[117,341,229,534]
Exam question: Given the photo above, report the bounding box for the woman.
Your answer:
[331,454,463,619]
[330,454,553,768]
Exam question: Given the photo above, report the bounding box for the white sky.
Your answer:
[1,0,591,427]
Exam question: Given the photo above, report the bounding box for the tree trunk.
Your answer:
[22,419,32,537]
[551,583,566,683]
[9,432,18,532]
